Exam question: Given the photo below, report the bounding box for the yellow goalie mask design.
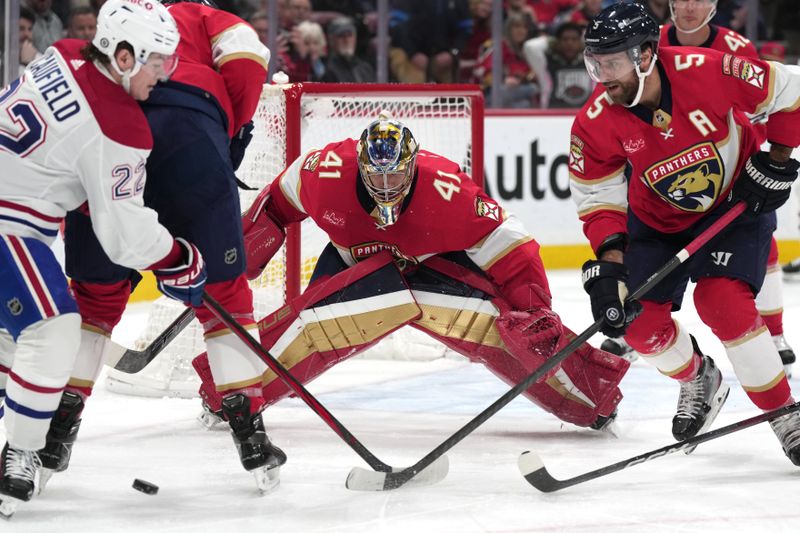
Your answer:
[357,113,420,227]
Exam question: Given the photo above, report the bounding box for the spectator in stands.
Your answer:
[566,0,603,27]
[322,16,376,82]
[760,41,786,63]
[475,12,539,108]
[529,0,579,31]
[523,21,592,108]
[19,7,42,75]
[460,0,492,83]
[249,10,270,45]
[638,0,670,25]
[248,10,290,79]
[65,6,97,41]
[507,0,540,37]
[389,0,471,84]
[296,20,327,80]
[26,0,64,52]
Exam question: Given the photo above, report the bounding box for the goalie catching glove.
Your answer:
[729,151,799,216]
[154,237,207,306]
[582,260,642,338]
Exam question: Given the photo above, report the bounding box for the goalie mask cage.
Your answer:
[106,83,485,398]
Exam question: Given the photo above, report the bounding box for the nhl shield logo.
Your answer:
[644,142,724,213]
[7,297,23,316]
[224,248,238,265]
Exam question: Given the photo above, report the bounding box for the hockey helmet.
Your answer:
[357,112,420,227]
[94,0,180,85]
[669,0,718,34]
[583,2,659,107]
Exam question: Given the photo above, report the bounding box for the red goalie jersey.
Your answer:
[264,138,551,306]
[570,47,800,252]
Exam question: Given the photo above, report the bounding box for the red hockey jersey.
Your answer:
[165,3,269,136]
[659,23,758,59]
[268,138,551,305]
[570,47,800,252]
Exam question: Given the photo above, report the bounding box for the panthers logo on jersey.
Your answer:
[643,142,724,213]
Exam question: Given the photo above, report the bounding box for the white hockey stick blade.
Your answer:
[345,455,449,491]
[103,341,127,369]
[517,449,545,477]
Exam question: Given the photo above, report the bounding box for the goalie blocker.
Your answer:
[195,248,628,428]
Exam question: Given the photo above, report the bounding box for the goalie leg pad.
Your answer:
[258,252,420,406]
[406,259,628,427]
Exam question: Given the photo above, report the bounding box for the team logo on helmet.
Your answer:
[644,142,724,213]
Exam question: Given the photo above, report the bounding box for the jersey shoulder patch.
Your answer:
[720,53,766,89]
[54,40,152,150]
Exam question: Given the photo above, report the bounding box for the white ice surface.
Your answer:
[4,270,800,532]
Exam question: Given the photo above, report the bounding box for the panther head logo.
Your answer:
[666,163,721,211]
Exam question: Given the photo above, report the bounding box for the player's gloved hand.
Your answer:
[154,238,207,307]
[581,260,642,338]
[230,121,255,171]
[729,151,799,216]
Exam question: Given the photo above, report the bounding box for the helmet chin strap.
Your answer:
[670,3,717,34]
[624,53,657,108]
[109,58,142,95]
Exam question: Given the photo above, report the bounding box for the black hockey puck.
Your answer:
[132,478,159,495]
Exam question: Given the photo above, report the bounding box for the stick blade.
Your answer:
[345,455,449,491]
[518,450,560,493]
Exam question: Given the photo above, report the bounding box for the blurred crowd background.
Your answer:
[1,0,799,109]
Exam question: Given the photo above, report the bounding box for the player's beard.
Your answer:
[603,75,640,107]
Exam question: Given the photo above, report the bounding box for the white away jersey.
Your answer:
[0,39,173,270]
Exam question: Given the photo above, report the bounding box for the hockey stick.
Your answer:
[104,307,196,373]
[519,400,800,492]
[345,202,748,491]
[201,293,449,487]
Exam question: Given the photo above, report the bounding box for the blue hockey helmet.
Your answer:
[357,112,419,227]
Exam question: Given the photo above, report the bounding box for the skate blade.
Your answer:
[0,496,22,520]
[38,468,57,494]
[785,364,793,380]
[684,382,730,455]
[253,465,281,495]
[196,410,225,431]
[599,418,622,439]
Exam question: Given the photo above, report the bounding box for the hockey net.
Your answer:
[106,83,484,398]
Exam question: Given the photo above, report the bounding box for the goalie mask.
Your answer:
[357,115,419,227]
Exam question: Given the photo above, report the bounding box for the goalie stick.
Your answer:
[518,401,800,492]
[201,293,449,488]
[104,307,196,373]
[344,202,747,491]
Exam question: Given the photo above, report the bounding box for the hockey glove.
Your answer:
[729,151,799,216]
[581,260,642,338]
[154,238,207,307]
[230,121,255,171]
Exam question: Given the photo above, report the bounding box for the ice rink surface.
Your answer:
[3,270,800,532]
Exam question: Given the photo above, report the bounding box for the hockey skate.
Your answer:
[221,394,287,494]
[769,410,800,466]
[0,444,41,519]
[38,391,83,492]
[600,337,638,362]
[197,401,226,430]
[590,409,621,438]
[772,335,795,379]
[672,344,729,453]
[782,258,800,281]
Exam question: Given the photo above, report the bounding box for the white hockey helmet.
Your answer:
[93,0,180,83]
